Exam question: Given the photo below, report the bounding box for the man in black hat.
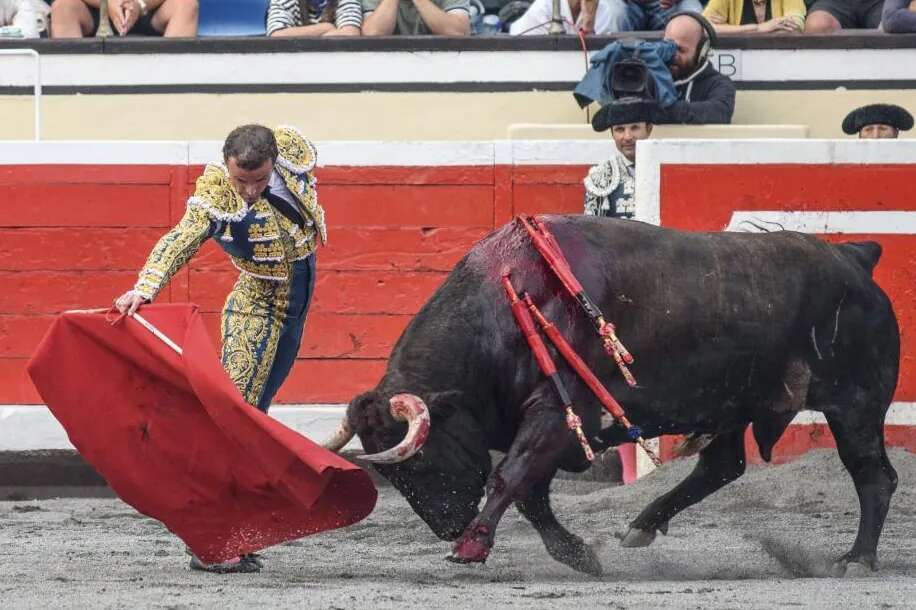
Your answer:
[842,103,914,139]
[584,97,656,219]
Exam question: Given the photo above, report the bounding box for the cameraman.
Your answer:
[654,12,736,124]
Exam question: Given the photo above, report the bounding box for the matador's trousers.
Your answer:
[219,255,316,412]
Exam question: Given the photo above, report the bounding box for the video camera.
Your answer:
[574,37,678,130]
[608,41,657,103]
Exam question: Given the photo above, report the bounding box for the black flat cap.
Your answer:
[592,97,658,132]
[842,103,914,135]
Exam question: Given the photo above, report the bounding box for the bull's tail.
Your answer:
[837,241,882,275]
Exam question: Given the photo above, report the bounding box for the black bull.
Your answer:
[339,216,900,576]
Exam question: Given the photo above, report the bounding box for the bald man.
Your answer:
[654,12,736,125]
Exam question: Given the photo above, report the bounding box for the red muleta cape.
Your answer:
[27,303,377,563]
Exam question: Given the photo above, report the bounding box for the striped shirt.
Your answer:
[267,0,363,34]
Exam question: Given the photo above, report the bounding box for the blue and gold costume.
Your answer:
[132,126,326,412]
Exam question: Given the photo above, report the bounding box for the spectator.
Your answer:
[804,0,882,32]
[882,0,916,32]
[0,0,50,38]
[614,0,704,32]
[654,12,736,124]
[361,0,470,34]
[842,103,913,138]
[703,0,805,33]
[584,98,657,218]
[50,0,198,38]
[509,0,628,35]
[267,0,362,36]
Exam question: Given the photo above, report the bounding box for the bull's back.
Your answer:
[458,216,881,343]
[469,216,884,391]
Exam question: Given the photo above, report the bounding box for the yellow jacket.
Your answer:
[703,0,806,25]
[133,126,326,300]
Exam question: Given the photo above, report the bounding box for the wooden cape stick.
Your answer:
[65,307,183,355]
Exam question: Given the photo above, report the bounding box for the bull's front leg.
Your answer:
[448,389,572,566]
[515,476,603,575]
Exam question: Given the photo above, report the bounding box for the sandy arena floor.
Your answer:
[2,448,916,609]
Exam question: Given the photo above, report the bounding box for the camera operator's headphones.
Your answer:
[666,11,718,68]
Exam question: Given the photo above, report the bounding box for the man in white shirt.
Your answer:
[0,0,50,37]
[509,0,626,34]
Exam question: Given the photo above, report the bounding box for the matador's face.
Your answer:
[611,122,653,162]
[859,124,899,139]
[226,157,274,205]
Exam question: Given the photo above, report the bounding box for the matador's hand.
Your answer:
[114,290,147,315]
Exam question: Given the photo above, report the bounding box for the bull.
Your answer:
[324,216,899,577]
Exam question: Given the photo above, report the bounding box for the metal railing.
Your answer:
[0,49,42,141]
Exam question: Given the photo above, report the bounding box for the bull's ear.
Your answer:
[425,390,464,420]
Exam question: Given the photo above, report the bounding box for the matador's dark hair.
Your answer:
[223,124,279,170]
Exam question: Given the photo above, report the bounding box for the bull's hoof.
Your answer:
[618,527,657,548]
[544,534,603,577]
[562,543,603,577]
[445,551,487,565]
[447,524,492,565]
[830,554,877,578]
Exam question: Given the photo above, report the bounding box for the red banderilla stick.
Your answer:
[523,294,661,467]
[516,215,636,386]
[529,215,635,364]
[522,294,626,421]
[502,275,594,462]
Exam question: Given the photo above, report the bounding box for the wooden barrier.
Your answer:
[1,139,914,462]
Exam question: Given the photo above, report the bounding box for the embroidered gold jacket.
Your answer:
[133,126,326,301]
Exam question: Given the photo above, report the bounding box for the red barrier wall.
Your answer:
[655,161,916,462]
[2,143,913,472]
[0,162,589,404]
[660,163,915,403]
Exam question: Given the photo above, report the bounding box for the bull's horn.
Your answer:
[358,393,430,464]
[321,418,355,452]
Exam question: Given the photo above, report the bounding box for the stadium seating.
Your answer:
[198,0,269,37]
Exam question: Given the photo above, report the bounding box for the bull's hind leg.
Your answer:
[620,429,746,547]
[515,476,603,575]
[448,384,594,571]
[822,402,897,575]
